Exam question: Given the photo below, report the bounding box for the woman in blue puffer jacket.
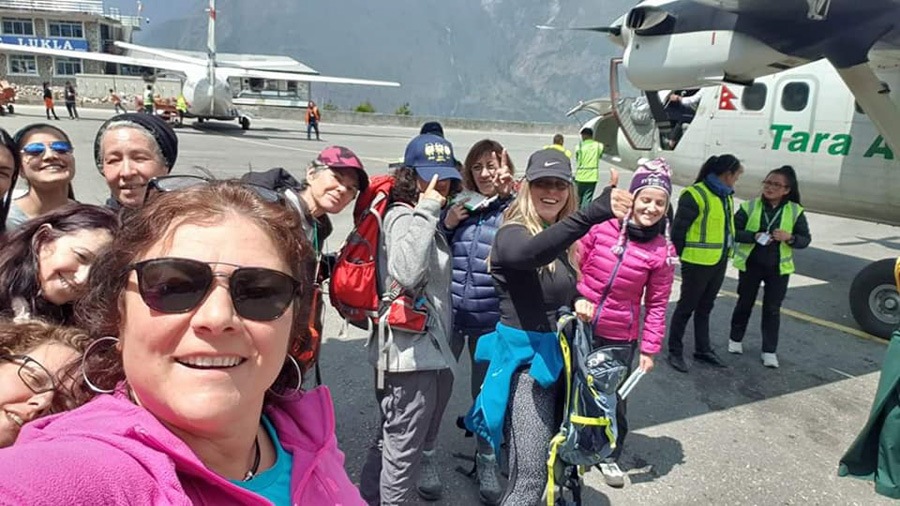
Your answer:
[440,139,514,505]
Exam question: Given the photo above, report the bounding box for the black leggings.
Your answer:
[730,261,790,353]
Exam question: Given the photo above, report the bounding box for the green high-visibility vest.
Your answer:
[681,182,735,266]
[732,197,803,275]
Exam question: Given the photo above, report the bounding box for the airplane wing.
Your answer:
[114,41,208,66]
[0,42,195,75]
[216,67,400,87]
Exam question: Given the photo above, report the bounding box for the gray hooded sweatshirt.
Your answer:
[367,198,455,373]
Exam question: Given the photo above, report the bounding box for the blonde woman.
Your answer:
[465,148,631,505]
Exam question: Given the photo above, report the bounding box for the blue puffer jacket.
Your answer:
[441,196,512,333]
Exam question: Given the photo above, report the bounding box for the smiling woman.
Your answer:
[0,204,116,325]
[6,124,78,231]
[0,181,365,505]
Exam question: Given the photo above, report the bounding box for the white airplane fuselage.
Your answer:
[181,72,240,120]
[606,59,900,224]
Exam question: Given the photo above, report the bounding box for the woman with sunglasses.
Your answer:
[0,181,363,505]
[6,124,77,231]
[728,165,810,368]
[439,139,514,505]
[666,154,744,373]
[0,205,116,324]
[94,113,179,210]
[0,128,21,235]
[0,320,89,448]
[464,148,630,505]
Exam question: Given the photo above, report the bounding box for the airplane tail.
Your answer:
[207,0,216,112]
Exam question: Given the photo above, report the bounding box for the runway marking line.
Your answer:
[674,276,886,344]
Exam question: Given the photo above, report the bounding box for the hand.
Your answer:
[755,232,773,245]
[772,229,793,242]
[491,150,514,197]
[608,169,633,219]
[574,298,596,322]
[419,174,446,207]
[444,203,470,229]
[639,353,654,373]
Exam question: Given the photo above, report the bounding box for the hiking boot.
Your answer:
[416,450,442,501]
[693,350,727,368]
[598,462,626,488]
[728,340,743,354]
[668,354,688,373]
[476,452,503,505]
[761,353,779,368]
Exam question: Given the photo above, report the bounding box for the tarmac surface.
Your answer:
[4,105,899,505]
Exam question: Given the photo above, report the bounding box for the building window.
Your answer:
[2,18,34,36]
[741,83,767,111]
[8,54,38,75]
[48,21,84,38]
[55,57,82,76]
[781,82,810,112]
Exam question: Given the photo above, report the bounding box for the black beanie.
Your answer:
[94,113,178,172]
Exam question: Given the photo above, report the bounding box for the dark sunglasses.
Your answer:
[128,257,301,321]
[21,141,74,156]
[0,354,56,394]
[145,175,282,204]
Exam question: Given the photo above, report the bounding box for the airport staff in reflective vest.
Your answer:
[728,165,810,368]
[574,127,604,208]
[667,154,743,373]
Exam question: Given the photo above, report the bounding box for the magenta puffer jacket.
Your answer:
[577,219,675,355]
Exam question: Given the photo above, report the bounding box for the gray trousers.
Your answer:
[359,368,454,505]
[502,370,560,506]
[451,329,493,455]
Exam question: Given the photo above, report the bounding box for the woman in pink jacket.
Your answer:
[574,158,677,489]
[0,181,363,506]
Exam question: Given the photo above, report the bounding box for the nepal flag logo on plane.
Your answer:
[719,85,738,111]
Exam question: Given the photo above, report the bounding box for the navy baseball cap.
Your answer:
[403,134,461,181]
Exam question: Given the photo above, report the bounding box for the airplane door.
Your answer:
[610,58,655,151]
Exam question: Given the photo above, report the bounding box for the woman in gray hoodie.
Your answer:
[359,133,459,506]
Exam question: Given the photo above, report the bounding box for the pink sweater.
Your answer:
[577,219,675,355]
[0,386,364,506]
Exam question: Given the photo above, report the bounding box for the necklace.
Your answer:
[242,435,261,481]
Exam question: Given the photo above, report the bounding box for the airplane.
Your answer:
[0,0,399,130]
[557,0,900,338]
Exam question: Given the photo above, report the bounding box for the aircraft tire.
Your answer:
[240,117,250,130]
[6,105,12,114]
[849,258,900,339]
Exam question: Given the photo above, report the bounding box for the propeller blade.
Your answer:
[536,24,622,36]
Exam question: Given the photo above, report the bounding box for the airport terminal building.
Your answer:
[0,0,142,86]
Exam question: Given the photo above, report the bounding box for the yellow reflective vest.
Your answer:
[732,198,803,275]
[680,182,735,266]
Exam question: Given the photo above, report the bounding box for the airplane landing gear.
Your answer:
[849,258,900,339]
[240,116,250,130]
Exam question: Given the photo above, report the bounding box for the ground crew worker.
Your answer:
[143,85,154,114]
[667,154,743,373]
[544,133,572,158]
[728,165,810,368]
[573,127,604,208]
[176,93,189,125]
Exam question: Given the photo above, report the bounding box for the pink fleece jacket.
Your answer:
[577,219,675,355]
[0,386,364,506]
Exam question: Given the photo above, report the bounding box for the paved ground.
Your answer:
[4,106,899,505]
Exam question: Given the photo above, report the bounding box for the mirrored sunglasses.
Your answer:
[21,141,74,156]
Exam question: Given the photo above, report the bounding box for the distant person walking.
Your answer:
[544,133,572,158]
[42,83,59,121]
[667,154,743,373]
[306,100,321,140]
[728,165,810,368]
[63,81,78,120]
[110,89,126,114]
[143,85,154,114]
[574,127,604,208]
[176,93,189,125]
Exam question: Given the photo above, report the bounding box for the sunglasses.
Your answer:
[532,178,570,191]
[128,257,301,321]
[21,141,74,156]
[145,175,282,204]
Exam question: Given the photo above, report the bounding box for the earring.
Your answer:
[81,336,120,394]
[267,355,303,398]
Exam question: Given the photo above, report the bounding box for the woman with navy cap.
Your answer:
[359,133,460,506]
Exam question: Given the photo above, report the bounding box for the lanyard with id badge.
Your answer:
[756,205,783,246]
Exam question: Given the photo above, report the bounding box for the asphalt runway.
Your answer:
[3,105,899,505]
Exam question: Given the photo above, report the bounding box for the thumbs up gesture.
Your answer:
[608,168,632,219]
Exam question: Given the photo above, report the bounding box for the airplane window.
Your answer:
[781,82,809,112]
[741,83,767,111]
